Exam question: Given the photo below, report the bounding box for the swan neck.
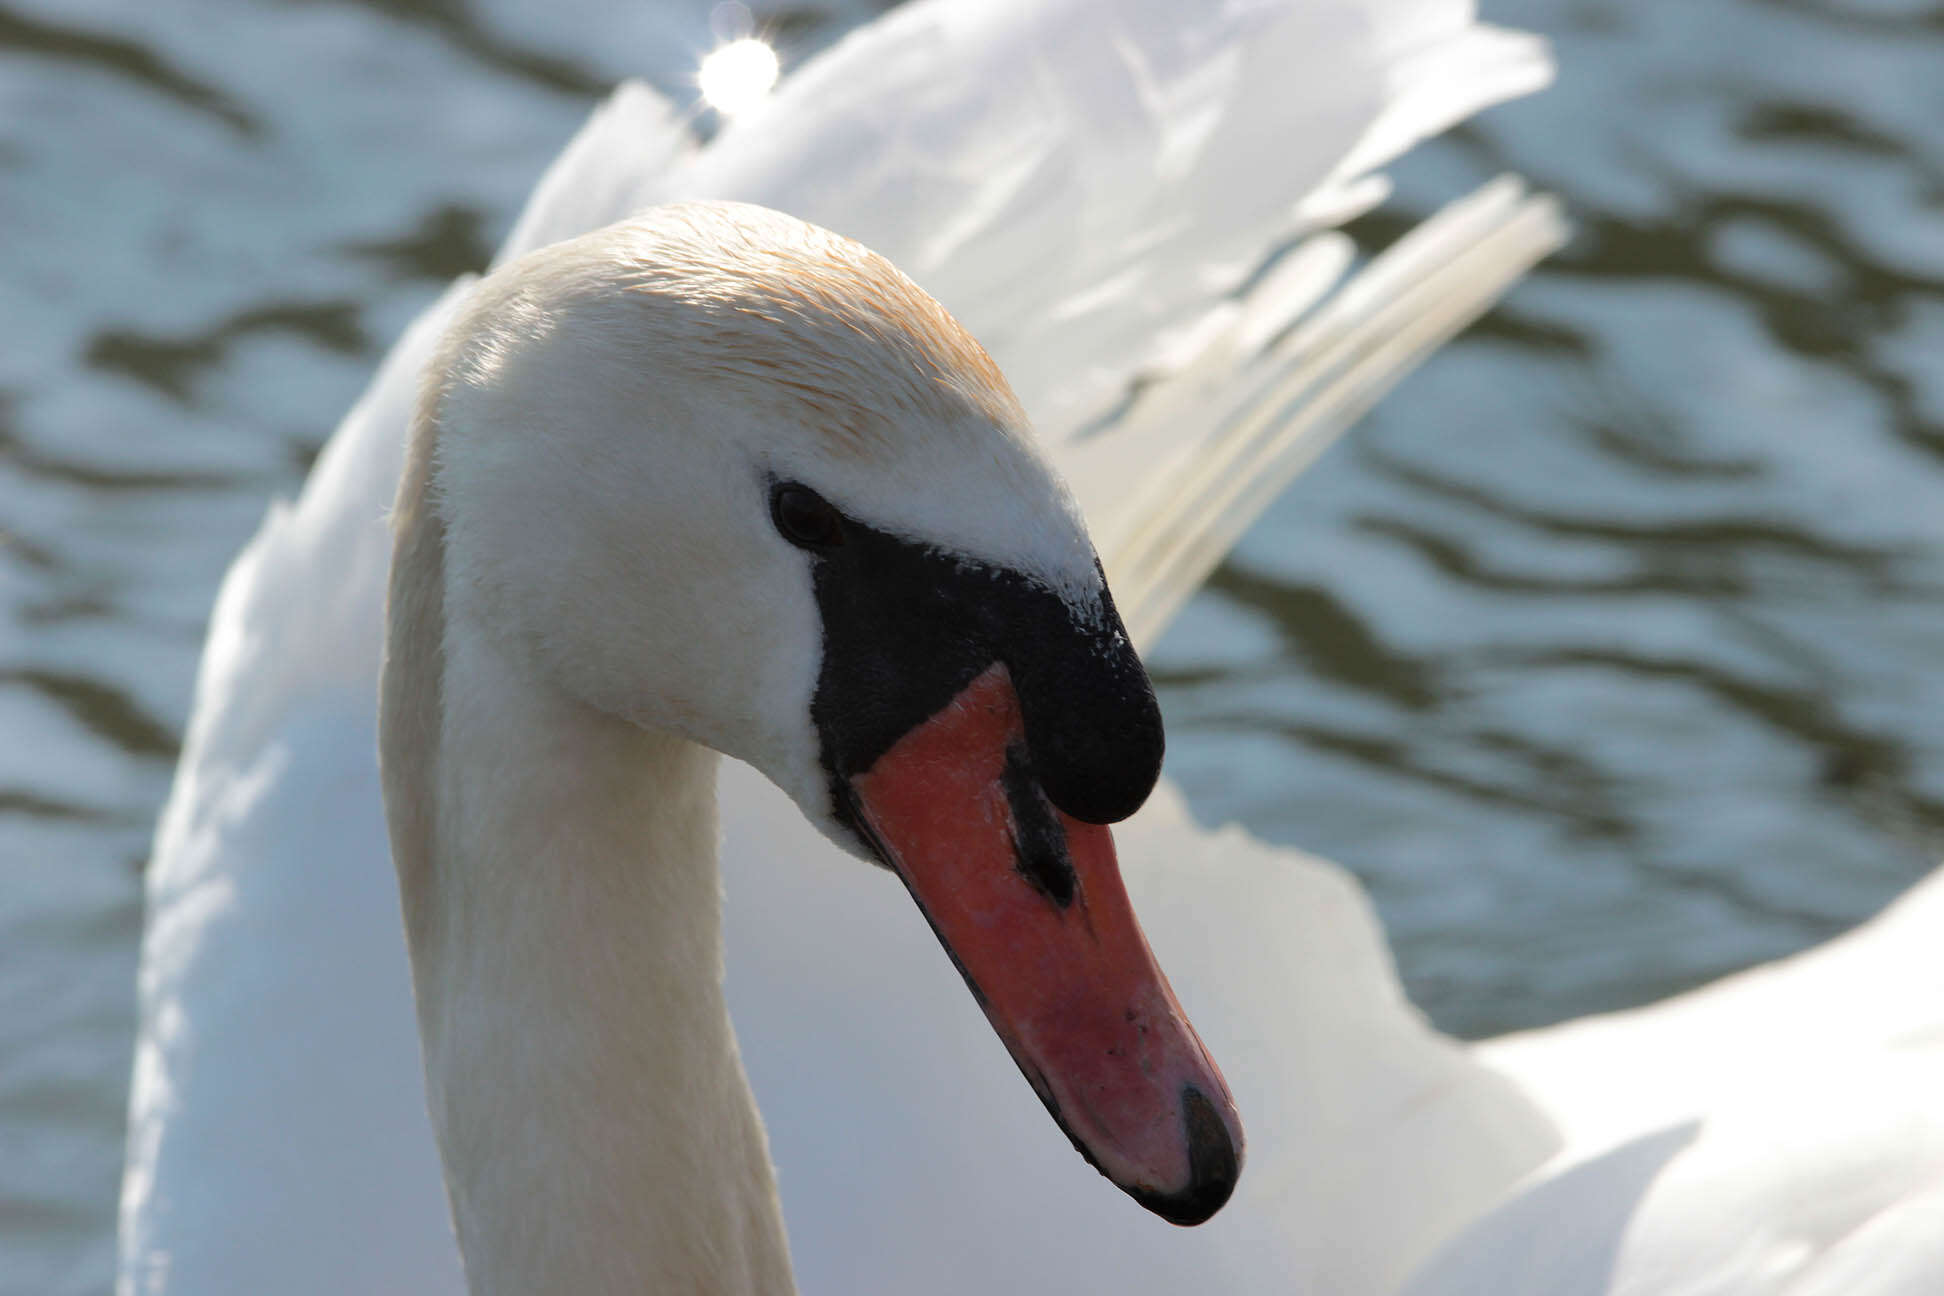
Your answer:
[381,416,794,1295]
[418,636,792,1295]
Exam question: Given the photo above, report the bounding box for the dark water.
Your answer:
[1,0,1940,1291]
[1153,0,1944,1039]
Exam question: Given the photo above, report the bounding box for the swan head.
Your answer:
[422,201,1243,1225]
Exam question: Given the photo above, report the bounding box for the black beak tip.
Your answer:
[1038,753,1160,825]
[1030,681,1165,825]
[1127,1086,1242,1228]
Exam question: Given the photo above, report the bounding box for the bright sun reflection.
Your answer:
[698,38,779,116]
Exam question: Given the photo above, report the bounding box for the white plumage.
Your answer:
[117,1,1944,1293]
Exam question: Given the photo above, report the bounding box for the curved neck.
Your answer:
[381,417,795,1295]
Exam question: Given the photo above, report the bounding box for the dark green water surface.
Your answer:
[1,1,1940,1290]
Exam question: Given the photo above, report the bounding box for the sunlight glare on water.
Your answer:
[698,38,779,116]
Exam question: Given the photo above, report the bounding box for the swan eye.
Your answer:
[770,482,846,551]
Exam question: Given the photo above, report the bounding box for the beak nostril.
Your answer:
[1001,744,1079,907]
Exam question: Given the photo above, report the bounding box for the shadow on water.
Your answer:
[1361,445,1927,592]
[1203,567,1443,709]
[1376,108,1944,462]
[1749,0,1944,38]
[0,3,259,134]
[1571,197,1944,462]
[1499,646,1944,831]
[1151,567,1634,841]
[343,203,495,282]
[84,300,370,405]
[1739,101,1914,163]
[1261,716,1634,841]
[0,421,241,496]
[1,668,178,760]
[290,0,610,99]
[0,789,119,824]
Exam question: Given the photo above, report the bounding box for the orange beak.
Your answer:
[847,663,1243,1224]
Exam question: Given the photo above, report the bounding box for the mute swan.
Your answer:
[116,1,1944,1294]
[380,199,1254,1292]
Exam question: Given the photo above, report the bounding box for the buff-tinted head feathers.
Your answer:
[437,202,1025,460]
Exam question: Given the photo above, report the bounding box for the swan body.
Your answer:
[115,1,1944,1293]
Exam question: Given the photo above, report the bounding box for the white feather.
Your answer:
[117,0,1944,1294]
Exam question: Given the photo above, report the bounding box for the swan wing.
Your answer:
[120,279,479,1293]
[1404,1047,1944,1296]
[1391,872,1944,1296]
[1482,867,1944,1153]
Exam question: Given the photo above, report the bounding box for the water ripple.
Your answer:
[0,4,259,135]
